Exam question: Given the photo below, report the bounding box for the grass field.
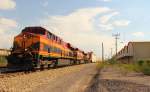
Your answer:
[97,59,150,76]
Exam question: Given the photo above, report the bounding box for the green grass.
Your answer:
[137,60,150,75]
[119,64,140,72]
[96,59,150,76]
[0,56,7,67]
[108,59,150,76]
[96,62,104,69]
[96,61,109,70]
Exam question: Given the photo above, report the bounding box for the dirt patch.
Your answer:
[85,65,150,92]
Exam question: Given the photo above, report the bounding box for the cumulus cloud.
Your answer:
[132,32,144,37]
[98,0,112,2]
[98,11,120,31]
[41,7,112,33]
[98,12,130,31]
[0,32,16,49]
[100,12,119,24]
[0,0,16,10]
[0,17,18,48]
[40,7,130,57]
[103,0,112,2]
[98,24,114,31]
[0,17,17,27]
[113,20,131,27]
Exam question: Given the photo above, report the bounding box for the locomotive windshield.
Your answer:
[22,27,46,35]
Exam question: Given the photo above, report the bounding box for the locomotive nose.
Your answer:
[22,32,33,42]
[13,32,34,52]
[21,33,28,51]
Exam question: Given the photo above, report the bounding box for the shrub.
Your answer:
[146,60,150,66]
[108,59,117,64]
[139,64,149,75]
[137,60,144,66]
[0,56,7,67]
[141,66,150,75]
[135,60,150,75]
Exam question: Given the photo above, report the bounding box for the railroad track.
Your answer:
[0,67,22,73]
[0,64,83,78]
[0,72,25,78]
[0,67,28,78]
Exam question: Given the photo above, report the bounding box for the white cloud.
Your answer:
[0,17,17,27]
[98,24,114,31]
[113,20,131,27]
[100,12,119,24]
[98,11,131,31]
[0,0,16,10]
[132,32,144,37]
[98,0,112,2]
[0,17,18,48]
[40,7,130,57]
[41,7,112,33]
[98,12,119,31]
[0,33,15,48]
[103,0,112,2]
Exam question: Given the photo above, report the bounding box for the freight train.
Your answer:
[7,27,92,70]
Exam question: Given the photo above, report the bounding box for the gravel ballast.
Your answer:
[0,64,87,92]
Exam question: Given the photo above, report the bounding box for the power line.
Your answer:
[112,33,120,56]
[110,48,113,57]
[102,42,104,62]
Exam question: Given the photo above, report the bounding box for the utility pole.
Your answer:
[112,33,120,56]
[102,42,104,62]
[110,48,113,58]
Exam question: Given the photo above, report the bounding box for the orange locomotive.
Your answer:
[7,27,92,70]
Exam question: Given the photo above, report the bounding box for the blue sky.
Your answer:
[0,0,150,58]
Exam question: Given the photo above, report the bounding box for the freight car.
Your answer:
[7,27,92,70]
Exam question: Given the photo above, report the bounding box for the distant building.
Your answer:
[92,54,97,63]
[0,49,11,56]
[116,42,150,63]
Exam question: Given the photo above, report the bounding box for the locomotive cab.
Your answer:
[7,27,46,69]
[13,27,46,52]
